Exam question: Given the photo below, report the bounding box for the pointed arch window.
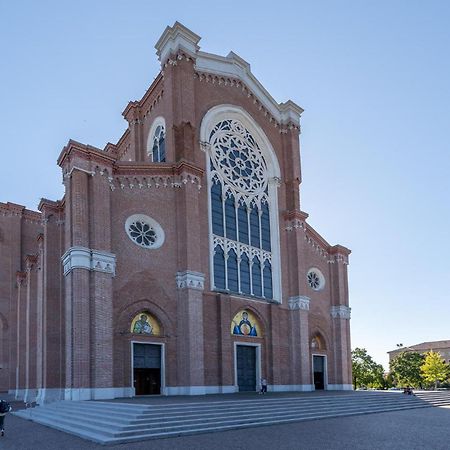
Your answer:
[147,117,166,162]
[205,113,280,301]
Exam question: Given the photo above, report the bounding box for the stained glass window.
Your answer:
[208,118,275,299]
[149,122,166,162]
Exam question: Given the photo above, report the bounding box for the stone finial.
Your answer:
[331,305,351,320]
[288,295,310,311]
[155,21,201,64]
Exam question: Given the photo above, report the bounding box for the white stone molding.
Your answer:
[108,174,202,191]
[176,270,205,291]
[155,21,201,64]
[328,253,349,265]
[61,247,116,276]
[288,295,310,311]
[327,384,353,391]
[331,305,351,320]
[284,218,307,232]
[64,387,134,401]
[63,166,95,179]
[195,54,303,126]
[154,22,302,127]
[270,384,314,392]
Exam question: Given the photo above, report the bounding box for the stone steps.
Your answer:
[14,391,450,445]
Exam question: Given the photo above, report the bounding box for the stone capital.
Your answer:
[61,247,116,276]
[288,295,310,311]
[331,305,351,320]
[176,270,205,291]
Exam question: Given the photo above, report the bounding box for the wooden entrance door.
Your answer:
[236,345,256,392]
[133,344,161,395]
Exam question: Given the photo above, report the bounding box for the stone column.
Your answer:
[35,235,44,402]
[14,272,26,399]
[329,246,352,390]
[64,169,91,400]
[89,169,115,399]
[217,294,234,392]
[175,271,205,394]
[36,202,66,404]
[288,295,313,391]
[330,306,352,390]
[24,255,38,403]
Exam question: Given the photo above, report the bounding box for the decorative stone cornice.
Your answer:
[194,71,301,132]
[61,247,116,276]
[331,305,351,320]
[288,295,310,311]
[155,21,201,64]
[108,162,203,191]
[0,202,42,224]
[153,22,302,128]
[176,270,205,291]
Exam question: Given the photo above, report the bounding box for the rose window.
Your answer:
[125,214,165,249]
[128,221,157,248]
[307,268,325,291]
[209,119,268,195]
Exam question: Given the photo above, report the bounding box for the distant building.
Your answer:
[388,340,450,364]
[0,22,352,403]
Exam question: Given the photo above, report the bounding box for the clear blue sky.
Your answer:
[1,1,449,369]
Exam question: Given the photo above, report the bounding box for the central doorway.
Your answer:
[236,345,257,392]
[133,343,161,395]
[313,355,326,390]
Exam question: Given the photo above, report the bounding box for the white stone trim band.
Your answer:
[63,387,134,401]
[62,247,116,276]
[176,270,205,291]
[330,305,351,320]
[288,295,310,311]
[327,384,353,391]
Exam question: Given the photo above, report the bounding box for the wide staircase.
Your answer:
[14,391,450,445]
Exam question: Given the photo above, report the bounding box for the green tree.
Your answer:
[421,351,450,389]
[352,348,385,389]
[390,351,424,388]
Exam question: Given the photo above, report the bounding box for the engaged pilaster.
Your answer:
[288,295,313,391]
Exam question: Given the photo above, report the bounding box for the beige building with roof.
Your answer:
[388,340,450,364]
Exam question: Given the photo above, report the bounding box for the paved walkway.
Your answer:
[2,397,450,449]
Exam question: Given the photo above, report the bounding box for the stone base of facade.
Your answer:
[64,387,134,401]
[164,385,237,395]
[327,384,353,391]
[270,384,314,392]
[36,388,65,404]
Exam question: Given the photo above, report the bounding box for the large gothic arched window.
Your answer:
[201,106,282,302]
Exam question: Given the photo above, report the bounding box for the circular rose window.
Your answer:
[125,214,165,249]
[307,268,325,291]
[208,119,268,196]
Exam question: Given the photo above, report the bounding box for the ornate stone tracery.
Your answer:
[209,119,268,199]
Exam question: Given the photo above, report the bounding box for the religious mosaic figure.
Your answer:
[133,314,153,335]
[232,311,257,336]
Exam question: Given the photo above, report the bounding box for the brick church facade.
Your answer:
[0,22,352,403]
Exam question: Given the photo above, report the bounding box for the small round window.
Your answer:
[125,214,165,249]
[307,268,325,291]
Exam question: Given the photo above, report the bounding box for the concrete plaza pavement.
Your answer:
[2,401,450,449]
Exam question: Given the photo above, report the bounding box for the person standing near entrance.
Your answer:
[0,399,12,436]
[260,378,267,394]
